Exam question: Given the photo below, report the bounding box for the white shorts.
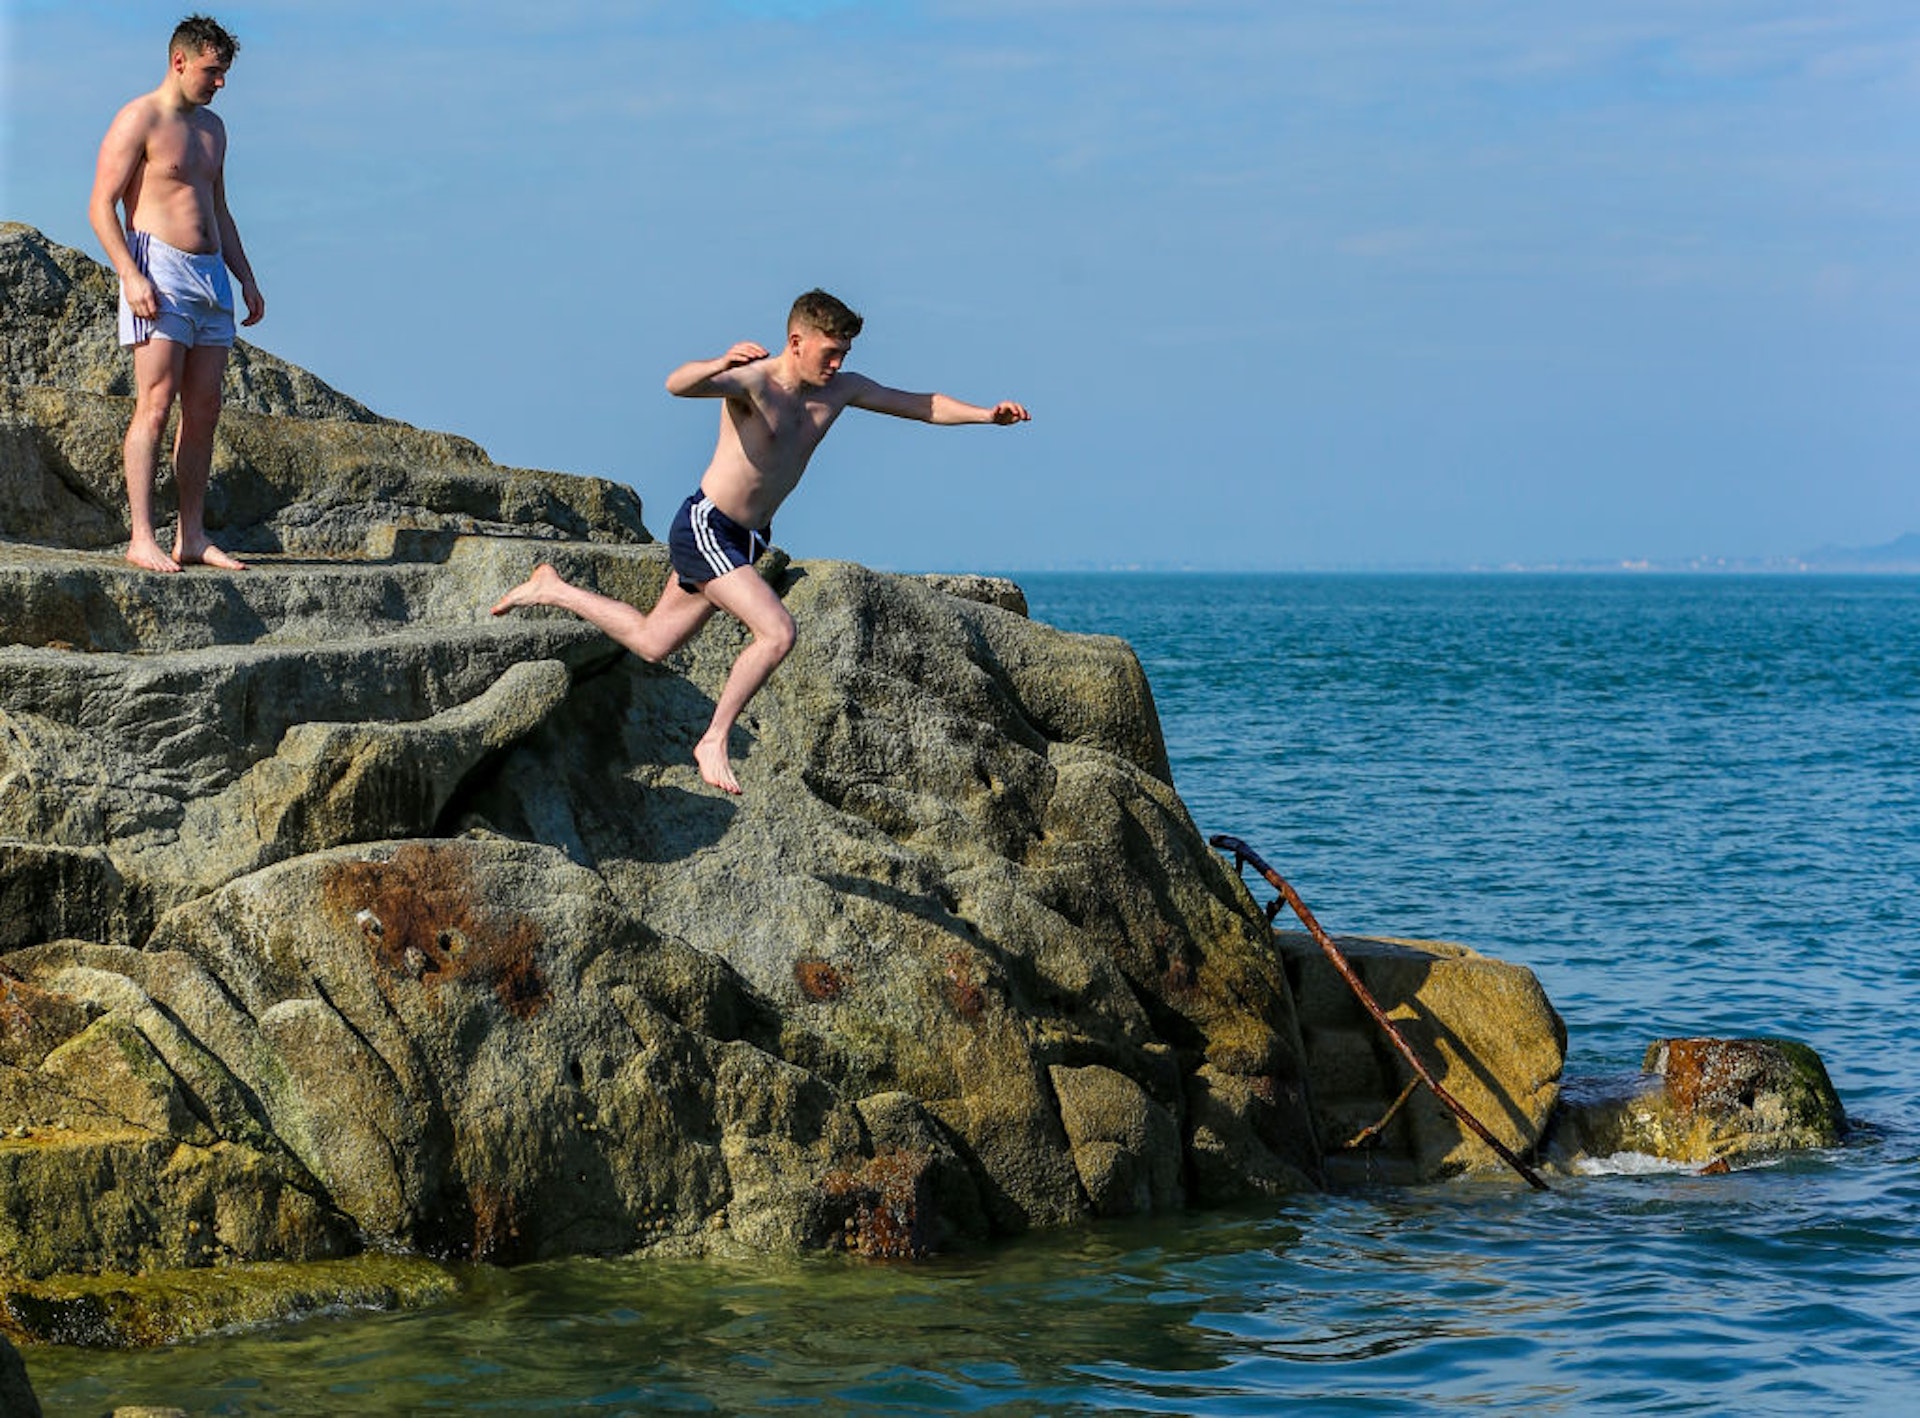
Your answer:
[117,229,236,349]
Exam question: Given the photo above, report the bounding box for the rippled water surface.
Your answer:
[30,574,1920,1414]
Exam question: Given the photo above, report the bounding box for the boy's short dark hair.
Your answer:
[788,289,863,341]
[171,15,239,63]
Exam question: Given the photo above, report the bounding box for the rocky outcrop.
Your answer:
[0,223,647,554]
[0,531,1320,1287]
[1,217,1333,1322]
[1543,1037,1847,1171]
[0,217,1843,1354]
[1274,936,1848,1181]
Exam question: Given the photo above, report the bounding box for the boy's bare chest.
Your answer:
[145,117,221,184]
[748,392,841,450]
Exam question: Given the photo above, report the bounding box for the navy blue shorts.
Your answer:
[668,493,771,593]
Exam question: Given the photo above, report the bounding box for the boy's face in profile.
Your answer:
[172,45,231,106]
[788,325,853,388]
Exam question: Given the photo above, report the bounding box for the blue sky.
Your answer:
[4,1,1915,570]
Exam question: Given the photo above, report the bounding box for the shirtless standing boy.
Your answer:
[492,289,1030,795]
[89,14,264,573]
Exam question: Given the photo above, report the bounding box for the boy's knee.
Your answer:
[178,392,223,430]
[129,391,174,433]
[763,615,797,660]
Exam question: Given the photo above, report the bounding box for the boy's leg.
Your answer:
[492,559,792,794]
[491,563,716,661]
[171,342,245,569]
[690,564,797,795]
[124,338,186,572]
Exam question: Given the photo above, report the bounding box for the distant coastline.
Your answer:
[948,533,1920,577]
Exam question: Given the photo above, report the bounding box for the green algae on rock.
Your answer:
[0,1252,458,1347]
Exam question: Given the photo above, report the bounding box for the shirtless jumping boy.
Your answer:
[89,14,264,574]
[492,289,1030,795]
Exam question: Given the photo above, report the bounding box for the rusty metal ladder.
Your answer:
[1211,833,1550,1191]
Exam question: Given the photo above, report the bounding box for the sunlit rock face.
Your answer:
[1275,931,1566,1184]
[1,222,1323,1296]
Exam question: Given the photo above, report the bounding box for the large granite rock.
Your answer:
[0,530,1320,1290]
[0,220,1338,1318]
[9,212,1796,1356]
[1275,931,1566,1183]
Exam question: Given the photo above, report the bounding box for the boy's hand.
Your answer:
[990,401,1030,425]
[122,270,159,320]
[724,341,769,367]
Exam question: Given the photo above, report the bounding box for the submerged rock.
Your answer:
[0,1252,456,1348]
[1544,1036,1847,1171]
[0,1331,40,1417]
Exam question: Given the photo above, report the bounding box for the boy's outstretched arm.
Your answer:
[666,341,769,397]
[844,375,1030,425]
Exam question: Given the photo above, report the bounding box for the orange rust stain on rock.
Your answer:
[794,957,847,1002]
[1661,1038,1758,1116]
[942,951,985,1020]
[1152,922,1197,997]
[320,843,551,1020]
[468,1181,524,1263]
[0,970,100,1059]
[823,1148,936,1259]
[0,974,35,1042]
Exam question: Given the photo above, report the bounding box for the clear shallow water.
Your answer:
[29,574,1920,1414]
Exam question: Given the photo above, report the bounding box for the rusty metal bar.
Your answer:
[1343,1076,1423,1151]
[1210,833,1551,1192]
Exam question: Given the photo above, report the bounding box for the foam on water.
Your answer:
[1570,1151,1713,1177]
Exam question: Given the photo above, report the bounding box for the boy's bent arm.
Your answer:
[666,341,768,397]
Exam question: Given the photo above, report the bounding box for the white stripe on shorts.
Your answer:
[123,230,155,345]
[691,496,734,579]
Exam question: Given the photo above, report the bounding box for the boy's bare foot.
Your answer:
[694,736,742,795]
[127,538,182,574]
[176,538,248,570]
[491,563,565,616]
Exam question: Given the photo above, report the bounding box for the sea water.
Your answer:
[27,574,1920,1414]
